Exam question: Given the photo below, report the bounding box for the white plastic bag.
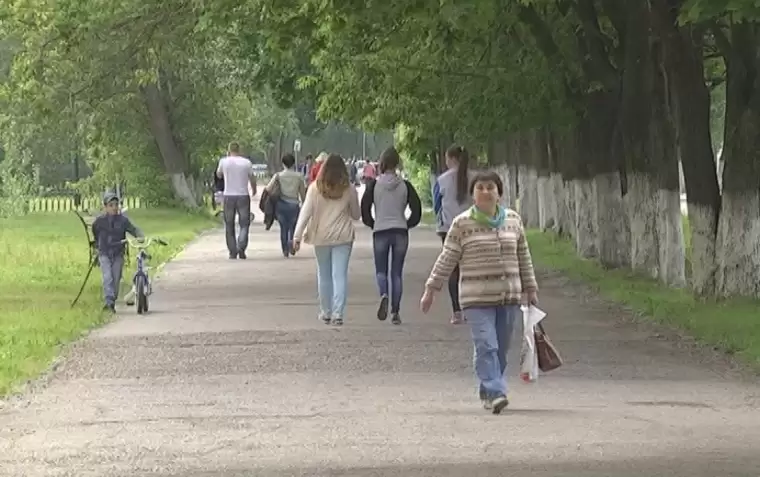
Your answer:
[519,305,547,383]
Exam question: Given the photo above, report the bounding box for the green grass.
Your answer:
[526,230,760,371]
[0,209,217,395]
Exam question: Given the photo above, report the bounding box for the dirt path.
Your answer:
[2,219,760,476]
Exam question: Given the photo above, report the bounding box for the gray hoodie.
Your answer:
[361,173,422,232]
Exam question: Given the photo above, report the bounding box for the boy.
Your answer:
[92,191,144,312]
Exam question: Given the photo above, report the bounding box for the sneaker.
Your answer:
[125,298,135,307]
[391,313,401,325]
[479,389,492,410]
[319,314,331,325]
[450,312,466,324]
[377,295,389,321]
[491,395,509,415]
[103,304,116,314]
[238,250,247,260]
[229,253,238,259]
[331,317,344,326]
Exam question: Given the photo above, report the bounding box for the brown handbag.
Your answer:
[535,322,563,372]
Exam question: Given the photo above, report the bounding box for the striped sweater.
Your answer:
[425,208,538,309]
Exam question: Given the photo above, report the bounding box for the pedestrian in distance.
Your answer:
[216,141,257,259]
[432,144,474,324]
[265,153,307,258]
[293,154,361,326]
[360,146,423,325]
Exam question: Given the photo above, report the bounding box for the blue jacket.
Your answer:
[92,213,142,257]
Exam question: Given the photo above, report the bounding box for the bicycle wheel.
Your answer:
[136,275,149,314]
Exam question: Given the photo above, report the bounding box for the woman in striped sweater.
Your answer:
[420,170,539,414]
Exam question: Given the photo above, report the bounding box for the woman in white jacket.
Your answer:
[293,154,361,326]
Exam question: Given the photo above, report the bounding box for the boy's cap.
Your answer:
[103,192,119,204]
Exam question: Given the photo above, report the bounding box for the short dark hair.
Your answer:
[378,146,400,173]
[469,171,504,197]
[282,153,295,168]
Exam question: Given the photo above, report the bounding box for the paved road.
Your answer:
[2,217,760,476]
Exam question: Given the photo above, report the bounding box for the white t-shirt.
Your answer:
[217,155,253,196]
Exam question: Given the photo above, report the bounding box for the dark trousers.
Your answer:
[223,195,251,255]
[438,232,461,313]
[275,199,300,256]
[373,229,409,313]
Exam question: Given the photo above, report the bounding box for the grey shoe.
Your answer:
[491,395,509,415]
[319,314,331,325]
[391,313,401,325]
[331,317,344,326]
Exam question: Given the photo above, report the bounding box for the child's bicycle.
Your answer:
[121,236,167,314]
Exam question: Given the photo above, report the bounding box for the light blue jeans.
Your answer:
[314,243,353,319]
[464,305,519,399]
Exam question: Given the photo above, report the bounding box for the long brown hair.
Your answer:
[316,154,350,199]
[446,144,470,204]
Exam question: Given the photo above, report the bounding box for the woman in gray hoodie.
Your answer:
[432,145,473,324]
[361,147,423,324]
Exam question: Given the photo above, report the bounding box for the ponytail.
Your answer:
[446,144,470,204]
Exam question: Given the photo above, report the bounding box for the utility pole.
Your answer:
[362,131,366,159]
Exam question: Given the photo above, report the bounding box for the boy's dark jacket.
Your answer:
[92,213,142,257]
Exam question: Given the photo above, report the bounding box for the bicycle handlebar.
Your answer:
[120,237,168,249]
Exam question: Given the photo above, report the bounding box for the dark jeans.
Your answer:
[438,232,461,313]
[275,199,300,255]
[373,229,409,313]
[223,195,251,256]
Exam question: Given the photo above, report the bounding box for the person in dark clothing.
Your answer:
[361,147,422,324]
[91,191,144,312]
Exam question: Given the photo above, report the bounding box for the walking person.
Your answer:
[432,144,473,324]
[420,171,539,414]
[265,153,306,258]
[360,147,423,325]
[216,141,257,259]
[293,154,360,326]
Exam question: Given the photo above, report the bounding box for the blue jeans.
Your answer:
[275,199,300,255]
[464,305,519,399]
[99,254,124,306]
[314,243,353,319]
[372,230,409,313]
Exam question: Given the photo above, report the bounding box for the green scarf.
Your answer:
[470,205,506,229]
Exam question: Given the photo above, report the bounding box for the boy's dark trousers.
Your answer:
[99,253,124,307]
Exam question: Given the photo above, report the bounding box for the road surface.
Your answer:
[1,218,759,476]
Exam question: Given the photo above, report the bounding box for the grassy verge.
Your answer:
[525,230,760,371]
[0,209,217,395]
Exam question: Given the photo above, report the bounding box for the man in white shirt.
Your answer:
[216,142,257,259]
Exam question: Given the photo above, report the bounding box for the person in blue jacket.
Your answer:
[432,144,473,324]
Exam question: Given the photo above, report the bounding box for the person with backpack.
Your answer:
[361,147,422,324]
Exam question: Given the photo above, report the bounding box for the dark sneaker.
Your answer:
[229,253,238,259]
[391,313,401,325]
[377,295,389,321]
[103,304,116,314]
[479,389,492,410]
[331,317,344,326]
[491,395,509,415]
[238,250,247,260]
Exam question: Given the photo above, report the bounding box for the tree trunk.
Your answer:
[714,22,760,297]
[517,131,541,228]
[654,0,721,295]
[547,128,574,238]
[651,35,686,287]
[534,128,557,231]
[571,121,598,259]
[141,82,198,208]
[620,0,660,278]
[585,91,631,268]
